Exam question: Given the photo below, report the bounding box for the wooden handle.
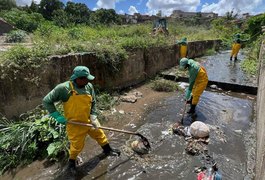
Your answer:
[68,121,138,135]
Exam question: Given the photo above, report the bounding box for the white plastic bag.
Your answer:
[190,121,210,138]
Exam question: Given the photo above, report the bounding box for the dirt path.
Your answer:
[102,83,175,128]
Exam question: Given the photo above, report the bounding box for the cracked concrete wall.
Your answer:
[255,40,265,180]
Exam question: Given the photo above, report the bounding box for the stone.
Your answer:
[190,121,210,138]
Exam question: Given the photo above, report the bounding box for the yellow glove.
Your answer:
[90,114,101,129]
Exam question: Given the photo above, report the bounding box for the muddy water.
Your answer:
[69,91,255,180]
[199,50,257,86]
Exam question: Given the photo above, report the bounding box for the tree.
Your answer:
[39,0,64,20]
[90,8,122,25]
[65,2,91,24]
[0,0,16,10]
[225,10,238,20]
[52,9,69,27]
[246,14,265,42]
[29,0,39,13]
[3,8,44,32]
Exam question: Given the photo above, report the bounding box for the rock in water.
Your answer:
[131,140,149,154]
[190,121,210,138]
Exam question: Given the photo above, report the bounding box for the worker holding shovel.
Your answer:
[179,58,208,115]
[43,66,120,175]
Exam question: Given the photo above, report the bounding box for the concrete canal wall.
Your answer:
[255,40,265,180]
[0,40,220,119]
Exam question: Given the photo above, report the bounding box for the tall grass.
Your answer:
[241,34,264,75]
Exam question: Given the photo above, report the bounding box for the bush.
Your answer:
[96,92,118,110]
[5,30,27,43]
[0,106,68,174]
[241,34,264,75]
[151,78,180,92]
[2,8,44,32]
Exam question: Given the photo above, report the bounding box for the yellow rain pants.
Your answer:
[231,43,241,58]
[192,66,208,105]
[180,45,188,58]
[64,82,108,160]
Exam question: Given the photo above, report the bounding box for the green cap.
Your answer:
[181,37,187,42]
[235,33,240,38]
[179,58,189,69]
[70,66,95,81]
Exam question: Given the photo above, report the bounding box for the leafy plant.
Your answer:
[5,30,27,43]
[0,106,68,174]
[241,34,264,75]
[96,92,118,110]
[2,8,44,32]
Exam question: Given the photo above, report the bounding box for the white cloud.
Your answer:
[96,0,116,9]
[201,0,263,15]
[118,10,125,14]
[16,0,41,6]
[128,6,138,15]
[146,0,200,16]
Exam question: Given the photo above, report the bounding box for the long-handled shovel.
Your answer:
[68,121,151,150]
[180,102,187,124]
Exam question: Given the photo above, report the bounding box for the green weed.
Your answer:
[151,78,180,92]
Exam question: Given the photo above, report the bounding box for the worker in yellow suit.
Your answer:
[179,58,208,114]
[230,33,248,61]
[43,66,120,175]
[176,37,188,59]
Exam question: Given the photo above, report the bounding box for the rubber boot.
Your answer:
[234,56,238,61]
[187,104,196,114]
[67,159,77,175]
[230,56,232,61]
[102,143,121,156]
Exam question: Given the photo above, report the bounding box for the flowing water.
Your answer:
[78,91,255,180]
[199,50,257,86]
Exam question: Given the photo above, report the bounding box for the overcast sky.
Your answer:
[16,0,265,16]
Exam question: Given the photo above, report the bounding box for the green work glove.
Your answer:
[50,111,67,124]
[185,89,192,101]
[90,114,101,129]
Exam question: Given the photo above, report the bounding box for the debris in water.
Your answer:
[131,140,149,155]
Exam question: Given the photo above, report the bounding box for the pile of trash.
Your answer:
[172,121,210,155]
[131,140,149,155]
[172,121,222,179]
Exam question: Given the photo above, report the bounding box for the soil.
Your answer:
[102,82,175,128]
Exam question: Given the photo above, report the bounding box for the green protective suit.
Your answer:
[231,33,248,59]
[179,58,208,104]
[176,37,187,45]
[43,81,97,115]
[180,58,200,92]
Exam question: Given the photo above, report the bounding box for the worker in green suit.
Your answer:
[176,37,188,59]
[179,58,208,114]
[43,66,120,175]
[230,33,248,61]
